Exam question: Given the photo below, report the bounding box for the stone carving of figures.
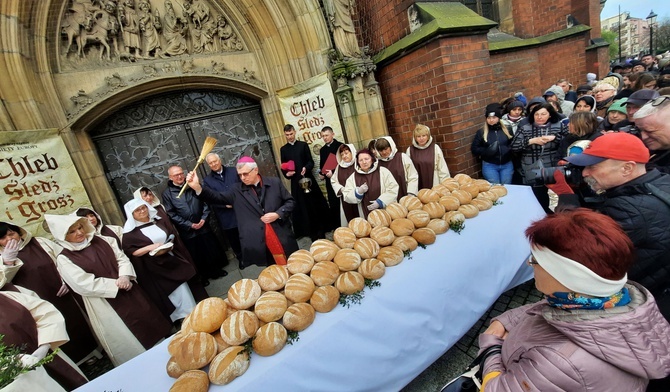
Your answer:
[163,0,188,56]
[138,0,162,58]
[120,0,141,57]
[325,0,362,58]
[182,0,211,54]
[216,15,243,51]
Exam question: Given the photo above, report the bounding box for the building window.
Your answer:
[445,0,499,22]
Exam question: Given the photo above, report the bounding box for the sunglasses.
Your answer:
[651,95,670,107]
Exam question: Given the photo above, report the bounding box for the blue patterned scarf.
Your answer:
[546,288,631,310]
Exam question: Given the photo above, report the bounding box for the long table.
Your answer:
[76,185,545,391]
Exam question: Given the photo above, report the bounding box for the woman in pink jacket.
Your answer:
[479,209,670,391]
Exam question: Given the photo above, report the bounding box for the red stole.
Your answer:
[378,153,407,198]
[409,141,437,189]
[251,177,287,265]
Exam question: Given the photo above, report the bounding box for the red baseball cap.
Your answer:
[565,132,650,166]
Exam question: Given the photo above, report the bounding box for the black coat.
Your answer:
[471,125,513,165]
[202,167,240,230]
[161,181,211,240]
[196,177,299,267]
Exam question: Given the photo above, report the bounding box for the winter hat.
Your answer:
[565,132,650,167]
[526,96,547,113]
[630,60,644,68]
[507,100,525,111]
[586,73,597,82]
[484,103,503,118]
[601,74,621,91]
[625,89,660,107]
[514,92,527,106]
[607,98,628,115]
[576,84,592,94]
[574,95,597,113]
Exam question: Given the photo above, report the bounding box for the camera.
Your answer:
[525,162,583,186]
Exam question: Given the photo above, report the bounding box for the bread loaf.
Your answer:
[422,201,446,219]
[310,239,340,262]
[491,185,508,197]
[427,218,449,234]
[392,235,418,251]
[335,271,365,295]
[222,299,235,320]
[310,285,340,313]
[471,198,492,211]
[170,370,209,392]
[207,346,249,385]
[431,184,451,197]
[443,211,466,224]
[377,245,404,267]
[258,265,290,291]
[367,209,392,228]
[211,330,230,354]
[390,218,415,237]
[227,279,261,310]
[412,227,436,245]
[477,190,499,202]
[407,209,430,228]
[461,183,480,198]
[282,302,316,331]
[333,248,362,271]
[458,204,479,218]
[220,310,259,346]
[348,217,372,237]
[174,332,218,371]
[309,261,341,287]
[190,297,228,333]
[252,322,287,357]
[440,179,460,191]
[454,173,473,185]
[399,195,423,211]
[369,225,396,246]
[439,195,461,211]
[474,179,492,192]
[168,331,187,356]
[180,313,194,333]
[254,291,288,323]
[333,227,357,249]
[417,188,440,204]
[358,258,386,280]
[385,202,408,219]
[353,237,380,259]
[451,189,473,204]
[167,356,185,378]
[284,273,316,302]
[287,249,315,275]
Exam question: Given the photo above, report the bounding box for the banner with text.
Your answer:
[277,73,343,181]
[0,129,91,237]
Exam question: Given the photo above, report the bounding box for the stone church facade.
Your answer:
[0,0,608,225]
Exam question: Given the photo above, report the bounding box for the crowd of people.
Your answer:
[2,53,670,390]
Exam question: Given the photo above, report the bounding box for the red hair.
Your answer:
[525,209,633,280]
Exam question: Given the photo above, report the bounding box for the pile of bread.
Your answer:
[167,174,507,391]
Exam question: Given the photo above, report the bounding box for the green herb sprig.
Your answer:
[449,220,465,234]
[364,279,381,290]
[0,335,58,389]
[339,291,364,308]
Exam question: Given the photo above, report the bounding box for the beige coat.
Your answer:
[406,136,451,186]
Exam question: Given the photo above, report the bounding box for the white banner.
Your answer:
[0,129,91,237]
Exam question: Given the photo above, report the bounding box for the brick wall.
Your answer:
[511,0,573,38]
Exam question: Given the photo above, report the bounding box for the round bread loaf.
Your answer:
[335,271,366,295]
[207,346,250,385]
[461,183,480,198]
[422,201,446,219]
[439,195,461,211]
[353,237,380,259]
[417,188,440,204]
[427,218,449,234]
[454,173,473,185]
[407,209,430,228]
[254,291,288,323]
[474,179,492,192]
[252,322,287,357]
[174,332,218,371]
[471,198,493,211]
[168,331,187,356]
[390,218,415,237]
[222,299,236,320]
[211,330,230,354]
[431,184,451,197]
[370,225,396,246]
[309,261,340,286]
[392,235,418,251]
[333,227,357,249]
[227,279,261,310]
[282,302,316,331]
[310,285,340,313]
[180,313,194,333]
[443,211,466,224]
[190,297,228,333]
[440,179,460,191]
[358,258,386,280]
[377,245,404,267]
[310,239,340,262]
[258,265,290,292]
[220,310,259,346]
[491,185,508,197]
[399,195,423,211]
[385,202,408,219]
[167,356,185,378]
[333,248,363,271]
[348,217,372,237]
[458,204,479,218]
[287,249,315,275]
[367,209,392,228]
[170,370,209,392]
[478,190,499,202]
[284,273,316,302]
[412,227,436,245]
[451,189,473,204]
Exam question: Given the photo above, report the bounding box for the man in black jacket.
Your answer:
[318,126,343,231]
[551,133,670,320]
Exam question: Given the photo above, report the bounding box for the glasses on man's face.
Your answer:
[238,169,256,178]
[651,95,670,107]
[526,254,539,267]
[171,172,185,177]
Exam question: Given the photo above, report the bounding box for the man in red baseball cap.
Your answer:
[554,132,670,321]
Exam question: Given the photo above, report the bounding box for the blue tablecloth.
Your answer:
[76,185,545,392]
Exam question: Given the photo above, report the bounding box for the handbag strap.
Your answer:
[473,344,502,380]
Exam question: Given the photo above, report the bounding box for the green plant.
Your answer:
[364,279,381,290]
[286,330,300,345]
[0,335,58,389]
[449,220,465,234]
[339,291,364,308]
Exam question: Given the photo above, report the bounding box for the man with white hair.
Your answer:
[634,95,670,173]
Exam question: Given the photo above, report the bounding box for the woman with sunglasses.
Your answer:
[478,209,670,391]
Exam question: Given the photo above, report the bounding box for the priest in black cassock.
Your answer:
[318,126,344,231]
[280,124,328,241]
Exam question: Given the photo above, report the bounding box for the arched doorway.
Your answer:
[90,89,278,205]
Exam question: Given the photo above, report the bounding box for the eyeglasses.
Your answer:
[651,95,670,107]
[238,169,256,178]
[171,172,185,177]
[526,254,539,266]
[594,89,615,93]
